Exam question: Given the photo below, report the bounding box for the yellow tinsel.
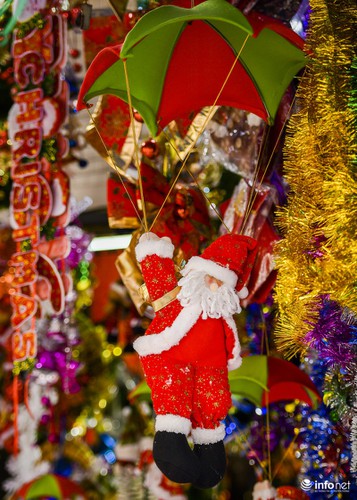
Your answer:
[274,0,357,358]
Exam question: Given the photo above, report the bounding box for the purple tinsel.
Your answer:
[64,225,93,269]
[36,348,82,394]
[305,297,357,370]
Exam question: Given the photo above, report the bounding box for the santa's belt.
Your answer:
[150,286,181,312]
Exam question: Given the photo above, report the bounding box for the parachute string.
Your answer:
[123,58,149,232]
[149,33,250,232]
[86,108,144,227]
[240,89,299,234]
[235,430,268,475]
[240,123,270,233]
[265,392,272,483]
[272,430,300,481]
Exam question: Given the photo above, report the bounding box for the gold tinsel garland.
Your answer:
[274,0,357,358]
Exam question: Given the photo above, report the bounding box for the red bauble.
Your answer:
[69,48,80,58]
[73,63,82,73]
[123,11,140,31]
[133,109,144,123]
[141,139,160,159]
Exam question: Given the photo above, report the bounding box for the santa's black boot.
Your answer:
[192,440,227,489]
[153,431,201,484]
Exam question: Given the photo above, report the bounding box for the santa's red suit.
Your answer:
[134,232,257,446]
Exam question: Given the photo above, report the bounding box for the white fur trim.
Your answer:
[224,316,242,371]
[182,256,237,288]
[191,424,226,444]
[133,304,202,356]
[237,286,249,299]
[144,462,187,500]
[253,480,277,500]
[139,436,153,452]
[227,355,242,371]
[155,414,191,435]
[135,235,174,263]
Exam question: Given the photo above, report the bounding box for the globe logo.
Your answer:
[301,479,313,491]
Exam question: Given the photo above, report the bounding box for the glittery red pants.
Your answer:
[142,354,232,431]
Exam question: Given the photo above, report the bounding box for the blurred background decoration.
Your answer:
[0,0,356,499]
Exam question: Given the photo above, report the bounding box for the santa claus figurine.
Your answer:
[133,232,257,488]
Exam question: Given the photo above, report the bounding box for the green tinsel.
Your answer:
[0,168,11,208]
[20,239,32,252]
[42,72,56,96]
[40,217,56,241]
[41,138,57,163]
[323,366,352,422]
[16,14,47,39]
[12,358,35,375]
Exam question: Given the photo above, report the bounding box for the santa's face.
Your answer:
[204,274,223,292]
[177,270,242,319]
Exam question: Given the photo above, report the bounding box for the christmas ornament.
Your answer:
[297,351,357,498]
[253,480,277,500]
[106,173,140,229]
[115,162,211,315]
[11,472,87,499]
[140,139,160,159]
[6,10,70,435]
[133,231,257,487]
[276,485,309,499]
[84,94,134,169]
[77,0,306,136]
[229,355,321,408]
[203,107,264,180]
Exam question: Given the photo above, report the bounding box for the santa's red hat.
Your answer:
[181,234,257,292]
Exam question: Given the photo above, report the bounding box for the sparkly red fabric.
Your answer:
[137,245,239,433]
[143,355,232,430]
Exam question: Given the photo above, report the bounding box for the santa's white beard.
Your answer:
[177,270,242,319]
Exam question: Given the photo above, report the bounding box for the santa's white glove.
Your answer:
[136,232,174,262]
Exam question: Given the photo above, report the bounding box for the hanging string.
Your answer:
[149,33,250,232]
[258,307,270,356]
[235,429,269,475]
[260,315,270,356]
[272,428,301,481]
[264,325,270,356]
[86,108,144,227]
[160,128,232,233]
[240,123,271,234]
[186,167,232,233]
[13,374,19,455]
[265,391,272,483]
[123,58,149,232]
[240,89,299,235]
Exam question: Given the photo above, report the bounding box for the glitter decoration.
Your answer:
[298,351,357,498]
[304,296,357,370]
[274,0,357,358]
